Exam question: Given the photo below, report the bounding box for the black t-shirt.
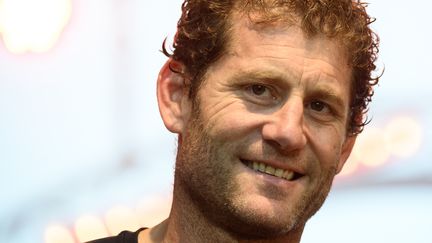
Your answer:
[86,228,147,243]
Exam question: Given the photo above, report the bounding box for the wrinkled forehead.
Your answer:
[226,10,349,64]
[228,2,351,55]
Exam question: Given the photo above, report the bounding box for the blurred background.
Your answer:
[0,0,431,242]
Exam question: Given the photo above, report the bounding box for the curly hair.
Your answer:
[163,0,380,135]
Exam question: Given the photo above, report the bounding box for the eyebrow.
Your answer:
[229,69,296,87]
[309,86,347,111]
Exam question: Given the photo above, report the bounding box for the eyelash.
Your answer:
[306,100,340,122]
[244,84,278,104]
[308,100,330,112]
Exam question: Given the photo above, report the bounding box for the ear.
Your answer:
[157,59,191,134]
[336,135,357,174]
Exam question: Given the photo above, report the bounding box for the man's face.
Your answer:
[174,15,355,239]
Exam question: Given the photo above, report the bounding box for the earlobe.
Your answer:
[157,59,191,134]
[336,135,357,174]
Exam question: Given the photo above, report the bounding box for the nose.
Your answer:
[261,98,307,153]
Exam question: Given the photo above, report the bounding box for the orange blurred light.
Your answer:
[44,225,75,243]
[339,153,361,177]
[352,127,391,168]
[136,196,171,227]
[74,215,108,242]
[0,0,71,54]
[105,206,141,236]
[385,116,422,158]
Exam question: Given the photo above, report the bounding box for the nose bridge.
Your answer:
[279,96,303,125]
[262,96,307,151]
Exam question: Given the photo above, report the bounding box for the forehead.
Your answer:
[226,12,349,68]
[210,13,352,88]
[201,12,353,108]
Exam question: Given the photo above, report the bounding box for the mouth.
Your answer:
[240,159,304,181]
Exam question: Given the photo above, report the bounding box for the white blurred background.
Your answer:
[0,0,431,242]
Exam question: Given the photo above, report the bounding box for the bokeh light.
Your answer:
[339,115,424,177]
[339,153,361,177]
[44,225,75,243]
[385,116,422,158]
[0,0,71,54]
[105,206,141,236]
[74,215,108,242]
[136,196,172,228]
[351,127,391,168]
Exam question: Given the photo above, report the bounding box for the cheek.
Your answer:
[204,106,263,140]
[307,124,345,165]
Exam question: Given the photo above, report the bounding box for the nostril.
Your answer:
[261,120,307,153]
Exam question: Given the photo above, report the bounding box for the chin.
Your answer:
[222,205,304,239]
[218,193,306,239]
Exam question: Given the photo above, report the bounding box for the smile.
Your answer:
[241,159,303,181]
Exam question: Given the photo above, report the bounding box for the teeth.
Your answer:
[245,161,298,181]
[265,166,275,175]
[258,163,266,173]
[253,162,259,171]
[275,168,283,177]
[283,170,294,180]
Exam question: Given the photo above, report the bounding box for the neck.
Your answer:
[162,182,236,242]
[140,183,304,243]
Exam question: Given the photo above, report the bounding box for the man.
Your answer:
[90,0,379,242]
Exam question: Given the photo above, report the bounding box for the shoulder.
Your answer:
[86,228,147,243]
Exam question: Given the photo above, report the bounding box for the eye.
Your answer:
[251,84,267,96]
[310,101,327,112]
[244,84,278,105]
[307,100,334,116]
[306,100,338,122]
[247,84,273,98]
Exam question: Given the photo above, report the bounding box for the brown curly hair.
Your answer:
[163,0,380,135]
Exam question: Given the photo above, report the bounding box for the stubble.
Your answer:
[173,104,338,240]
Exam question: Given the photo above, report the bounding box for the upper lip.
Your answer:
[240,157,306,175]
